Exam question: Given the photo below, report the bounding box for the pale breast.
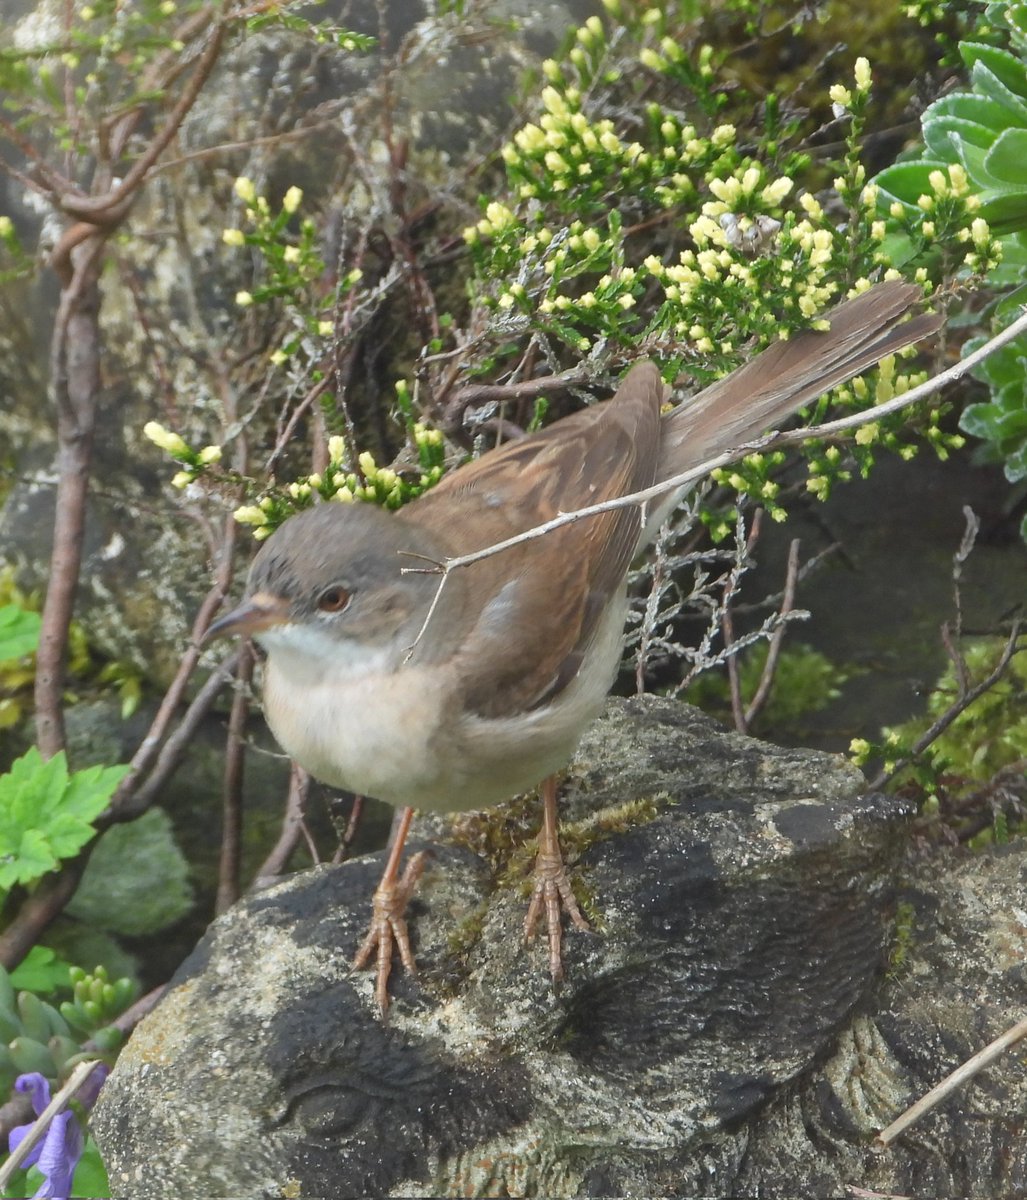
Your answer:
[261,656,451,806]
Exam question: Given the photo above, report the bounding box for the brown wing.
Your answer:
[398,362,663,718]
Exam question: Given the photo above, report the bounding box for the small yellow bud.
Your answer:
[854,57,871,92]
[143,422,189,457]
[198,445,222,465]
[233,505,268,526]
[282,186,303,214]
[222,228,245,247]
[234,177,257,204]
[235,290,254,307]
[171,471,193,489]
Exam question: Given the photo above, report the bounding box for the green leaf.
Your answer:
[874,160,950,208]
[71,1137,109,1199]
[8,945,74,993]
[1003,440,1027,480]
[979,186,1027,232]
[963,42,1027,118]
[923,114,999,161]
[924,91,1022,136]
[984,127,1027,182]
[0,606,40,661]
[0,750,129,890]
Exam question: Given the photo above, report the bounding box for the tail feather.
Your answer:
[657,281,943,482]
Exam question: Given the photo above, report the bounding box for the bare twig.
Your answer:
[0,860,88,969]
[0,1059,104,1189]
[331,794,365,866]
[875,1013,1027,1148]
[254,764,312,882]
[405,307,1027,588]
[869,621,1023,790]
[722,510,765,732]
[217,642,254,912]
[744,537,802,728]
[112,647,242,822]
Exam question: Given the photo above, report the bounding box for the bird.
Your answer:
[206,280,941,1015]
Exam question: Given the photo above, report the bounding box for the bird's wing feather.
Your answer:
[398,363,664,718]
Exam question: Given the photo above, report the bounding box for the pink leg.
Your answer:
[352,806,427,1016]
[523,775,589,981]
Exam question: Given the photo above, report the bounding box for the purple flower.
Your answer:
[8,1066,109,1200]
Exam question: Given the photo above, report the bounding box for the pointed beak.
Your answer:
[203,591,290,645]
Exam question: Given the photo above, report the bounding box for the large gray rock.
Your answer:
[94,697,917,1197]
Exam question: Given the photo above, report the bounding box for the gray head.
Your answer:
[206,502,452,664]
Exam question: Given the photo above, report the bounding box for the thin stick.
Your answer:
[217,641,253,912]
[744,537,801,727]
[0,1059,103,1188]
[405,307,1027,583]
[869,621,1022,790]
[875,1013,1027,1148]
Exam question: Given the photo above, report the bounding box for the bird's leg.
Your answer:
[352,805,427,1016]
[523,775,589,981]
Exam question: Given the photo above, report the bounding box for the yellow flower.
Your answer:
[222,229,244,247]
[282,186,303,214]
[143,422,189,456]
[234,177,257,204]
[233,505,268,526]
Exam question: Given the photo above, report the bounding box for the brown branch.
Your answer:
[744,538,801,727]
[60,19,226,224]
[331,793,365,866]
[0,113,73,196]
[875,1013,1027,1148]
[110,647,242,823]
[34,234,106,759]
[440,368,590,434]
[869,622,1024,791]
[255,764,311,882]
[108,558,239,813]
[0,858,87,969]
[217,642,253,913]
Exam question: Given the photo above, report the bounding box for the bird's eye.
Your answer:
[316,586,351,613]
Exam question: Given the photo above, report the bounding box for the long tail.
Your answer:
[656,280,943,482]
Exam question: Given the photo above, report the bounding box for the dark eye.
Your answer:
[316,586,351,613]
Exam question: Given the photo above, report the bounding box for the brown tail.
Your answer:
[656,280,943,482]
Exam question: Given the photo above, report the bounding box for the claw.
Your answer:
[351,807,426,1017]
[523,776,590,982]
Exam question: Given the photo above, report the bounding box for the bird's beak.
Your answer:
[203,591,290,644]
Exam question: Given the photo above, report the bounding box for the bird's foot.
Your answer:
[523,841,590,983]
[352,850,428,1017]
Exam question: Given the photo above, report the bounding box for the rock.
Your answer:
[93,697,914,1198]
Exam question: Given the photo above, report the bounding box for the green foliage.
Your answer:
[887,899,916,978]
[0,606,39,664]
[851,639,1026,814]
[686,642,849,733]
[876,2,1027,537]
[0,750,128,892]
[0,962,136,1103]
[60,965,138,1040]
[67,808,193,937]
[9,946,75,995]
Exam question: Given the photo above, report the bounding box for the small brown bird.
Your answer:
[208,281,940,1014]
